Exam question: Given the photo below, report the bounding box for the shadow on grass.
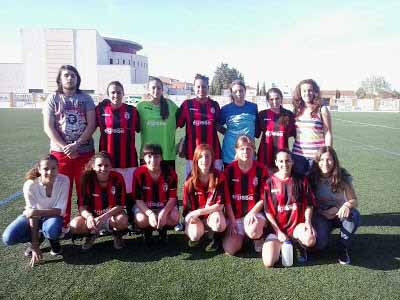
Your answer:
[307,233,400,271]
[360,212,400,226]
[62,233,187,265]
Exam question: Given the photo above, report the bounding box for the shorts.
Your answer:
[232,213,266,236]
[184,159,224,178]
[133,205,163,216]
[96,216,112,234]
[113,167,136,193]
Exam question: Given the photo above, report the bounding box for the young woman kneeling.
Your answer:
[223,135,269,255]
[2,154,69,266]
[70,151,128,251]
[132,144,179,244]
[309,146,360,265]
[183,144,228,252]
[262,149,316,267]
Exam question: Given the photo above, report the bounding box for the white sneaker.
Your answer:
[253,239,264,253]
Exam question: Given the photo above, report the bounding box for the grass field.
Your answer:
[0,109,399,300]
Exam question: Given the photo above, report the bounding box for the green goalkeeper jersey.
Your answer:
[136,98,178,160]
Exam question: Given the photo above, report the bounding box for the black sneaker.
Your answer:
[158,228,168,245]
[338,247,351,265]
[295,242,308,263]
[49,240,62,256]
[143,229,153,247]
[205,238,219,252]
[188,239,200,248]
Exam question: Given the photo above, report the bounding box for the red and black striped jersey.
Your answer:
[257,108,295,168]
[264,174,315,236]
[182,170,229,217]
[224,160,269,219]
[96,101,140,168]
[132,165,178,209]
[176,98,221,160]
[81,171,126,217]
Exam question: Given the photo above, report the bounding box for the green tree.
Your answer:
[210,63,244,95]
[359,75,391,98]
[355,87,367,99]
[260,82,267,96]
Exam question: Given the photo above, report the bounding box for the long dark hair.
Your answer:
[230,80,246,102]
[81,151,112,192]
[25,154,58,180]
[143,143,172,182]
[292,79,321,118]
[267,87,291,126]
[308,146,350,192]
[275,149,303,200]
[56,65,81,94]
[148,77,169,120]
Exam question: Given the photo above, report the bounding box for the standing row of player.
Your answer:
[2,64,358,268]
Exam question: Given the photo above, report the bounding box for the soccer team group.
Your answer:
[2,65,360,268]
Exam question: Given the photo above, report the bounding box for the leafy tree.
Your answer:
[210,63,244,95]
[256,81,260,96]
[392,90,400,99]
[359,75,391,98]
[356,87,367,99]
[260,82,267,96]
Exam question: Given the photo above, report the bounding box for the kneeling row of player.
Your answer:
[2,137,359,267]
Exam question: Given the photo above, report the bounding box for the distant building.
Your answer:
[158,76,193,95]
[0,28,148,94]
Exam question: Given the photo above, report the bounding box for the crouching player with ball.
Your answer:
[262,149,316,267]
[70,151,128,251]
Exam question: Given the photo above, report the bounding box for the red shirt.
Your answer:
[132,165,178,209]
[96,101,140,168]
[81,171,126,217]
[257,108,295,168]
[224,160,269,219]
[176,98,221,160]
[264,174,315,236]
[182,170,229,217]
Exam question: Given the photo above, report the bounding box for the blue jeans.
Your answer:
[312,209,361,250]
[2,215,63,245]
[292,154,314,176]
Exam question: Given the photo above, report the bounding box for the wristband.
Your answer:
[145,210,154,217]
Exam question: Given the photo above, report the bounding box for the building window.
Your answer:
[133,61,135,67]
[128,59,130,64]
[123,59,125,64]
[110,58,113,64]
[117,59,119,64]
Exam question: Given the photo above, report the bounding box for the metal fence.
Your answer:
[0,93,399,112]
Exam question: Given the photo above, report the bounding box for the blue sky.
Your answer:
[1,0,399,90]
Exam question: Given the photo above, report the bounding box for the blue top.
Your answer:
[220,100,258,164]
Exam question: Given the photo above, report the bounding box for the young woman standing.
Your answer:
[292,79,332,175]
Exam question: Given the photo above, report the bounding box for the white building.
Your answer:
[0,28,148,94]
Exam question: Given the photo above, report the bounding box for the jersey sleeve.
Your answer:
[176,101,187,128]
[134,107,141,133]
[81,182,93,211]
[168,170,178,199]
[263,179,277,217]
[182,180,192,216]
[303,177,316,208]
[116,173,126,207]
[132,169,143,201]
[214,172,229,205]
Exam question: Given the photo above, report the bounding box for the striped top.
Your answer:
[292,111,325,159]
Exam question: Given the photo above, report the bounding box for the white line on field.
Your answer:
[333,118,400,130]
[0,191,23,207]
[336,136,400,156]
